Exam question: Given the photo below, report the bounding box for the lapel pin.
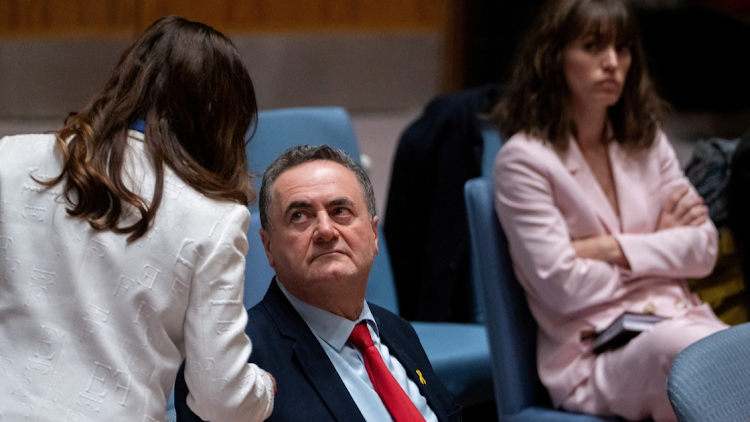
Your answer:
[416,369,426,385]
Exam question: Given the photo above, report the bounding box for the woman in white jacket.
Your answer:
[490,0,726,420]
[0,16,274,422]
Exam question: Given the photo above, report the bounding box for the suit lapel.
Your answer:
[291,342,366,422]
[608,141,649,233]
[562,138,621,233]
[264,281,367,422]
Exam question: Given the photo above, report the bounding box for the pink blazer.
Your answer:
[493,131,718,407]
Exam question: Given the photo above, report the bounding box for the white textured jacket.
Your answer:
[0,132,273,422]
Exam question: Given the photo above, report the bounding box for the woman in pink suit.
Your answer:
[490,0,727,420]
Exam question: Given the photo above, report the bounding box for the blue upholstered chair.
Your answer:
[668,322,750,422]
[245,107,363,215]
[242,106,493,407]
[464,176,618,422]
[479,121,504,178]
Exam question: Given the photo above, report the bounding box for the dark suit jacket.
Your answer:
[384,85,504,322]
[174,281,462,422]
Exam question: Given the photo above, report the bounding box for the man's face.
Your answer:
[260,160,379,320]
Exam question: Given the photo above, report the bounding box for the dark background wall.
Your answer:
[461,0,750,113]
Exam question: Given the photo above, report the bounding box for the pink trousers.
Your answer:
[561,305,727,422]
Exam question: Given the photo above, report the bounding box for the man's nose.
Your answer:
[314,213,338,242]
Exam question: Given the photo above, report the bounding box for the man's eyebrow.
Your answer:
[283,197,355,216]
[328,197,354,208]
[284,200,312,216]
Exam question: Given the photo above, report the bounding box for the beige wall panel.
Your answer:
[2,0,444,36]
[0,0,137,35]
[1,1,446,116]
[319,0,357,27]
[0,2,6,28]
[0,0,47,33]
[1,31,441,117]
[255,0,322,27]
[140,0,442,31]
[141,0,231,30]
[351,0,441,29]
[221,1,262,29]
[417,0,444,26]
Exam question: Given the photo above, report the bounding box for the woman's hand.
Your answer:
[571,235,630,268]
[656,185,708,231]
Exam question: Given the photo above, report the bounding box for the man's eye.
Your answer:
[332,207,352,217]
[291,211,305,221]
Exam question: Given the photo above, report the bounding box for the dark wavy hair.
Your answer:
[490,0,669,150]
[258,145,376,232]
[39,16,257,241]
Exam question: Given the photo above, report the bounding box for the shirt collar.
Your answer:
[276,279,378,352]
[128,129,145,142]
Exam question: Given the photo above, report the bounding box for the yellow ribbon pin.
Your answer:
[416,369,427,385]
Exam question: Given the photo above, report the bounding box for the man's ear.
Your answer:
[371,215,379,256]
[259,228,276,268]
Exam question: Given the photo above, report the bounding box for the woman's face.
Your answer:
[563,31,632,112]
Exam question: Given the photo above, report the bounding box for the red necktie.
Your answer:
[348,323,427,422]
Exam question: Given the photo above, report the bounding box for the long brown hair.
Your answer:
[490,0,669,150]
[40,16,257,241]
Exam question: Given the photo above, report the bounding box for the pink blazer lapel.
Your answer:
[561,139,621,234]
[608,141,651,233]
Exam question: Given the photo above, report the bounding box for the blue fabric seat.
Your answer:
[668,322,750,422]
[409,321,491,404]
[241,106,493,408]
[464,176,620,422]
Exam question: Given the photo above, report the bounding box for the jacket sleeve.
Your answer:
[614,133,719,279]
[494,140,625,316]
[182,205,274,422]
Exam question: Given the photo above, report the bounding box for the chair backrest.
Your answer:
[466,120,505,323]
[464,176,549,417]
[243,212,276,309]
[242,107,399,314]
[479,121,504,178]
[247,107,363,214]
[668,322,750,422]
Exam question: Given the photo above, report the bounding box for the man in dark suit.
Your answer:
[175,145,461,422]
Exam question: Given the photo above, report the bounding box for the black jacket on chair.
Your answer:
[384,85,504,322]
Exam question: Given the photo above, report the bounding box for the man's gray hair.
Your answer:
[258,145,377,231]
